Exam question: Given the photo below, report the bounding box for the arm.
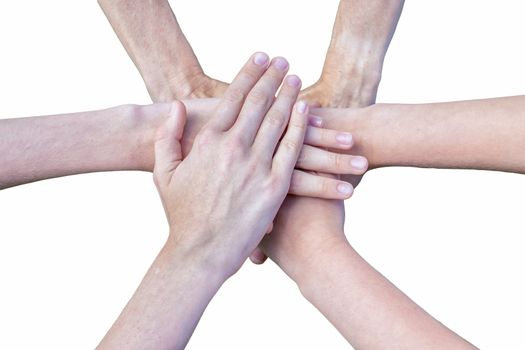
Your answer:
[300,0,405,107]
[0,99,364,192]
[299,237,476,349]
[98,0,227,102]
[315,95,525,173]
[0,104,160,189]
[261,198,476,349]
[98,236,226,349]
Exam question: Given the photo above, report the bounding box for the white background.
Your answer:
[1,0,524,349]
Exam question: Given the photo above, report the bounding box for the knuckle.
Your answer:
[320,129,331,146]
[247,88,273,106]
[266,111,287,128]
[332,153,344,171]
[295,148,307,166]
[224,133,246,154]
[281,83,300,97]
[289,115,307,130]
[281,139,299,152]
[224,87,246,104]
[243,67,261,81]
[319,177,331,195]
[264,175,286,197]
[288,172,302,194]
[195,128,216,148]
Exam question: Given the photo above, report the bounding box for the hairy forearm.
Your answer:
[319,95,525,173]
[0,104,168,189]
[98,236,225,349]
[98,0,202,101]
[297,238,476,349]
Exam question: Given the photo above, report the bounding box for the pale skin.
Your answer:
[0,69,367,192]
[98,54,322,349]
[97,0,405,261]
[260,197,477,350]
[311,95,525,174]
[255,97,523,349]
[301,0,405,107]
[97,0,404,107]
[98,0,479,347]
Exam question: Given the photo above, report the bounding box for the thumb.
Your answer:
[153,101,187,184]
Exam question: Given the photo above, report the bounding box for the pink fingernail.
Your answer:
[273,57,289,71]
[335,132,353,145]
[308,115,323,127]
[287,75,301,88]
[253,52,269,66]
[337,183,354,196]
[351,157,368,169]
[296,101,307,114]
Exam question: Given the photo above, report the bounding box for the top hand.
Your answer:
[154,53,315,276]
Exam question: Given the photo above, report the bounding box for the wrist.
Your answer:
[363,103,407,169]
[164,232,230,288]
[318,105,383,169]
[295,235,353,298]
[120,103,171,171]
[272,227,348,292]
[166,227,239,284]
[138,43,204,102]
[147,59,204,102]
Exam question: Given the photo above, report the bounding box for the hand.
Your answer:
[299,71,379,108]
[153,53,320,277]
[181,98,368,196]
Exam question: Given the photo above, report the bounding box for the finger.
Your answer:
[206,52,270,131]
[272,101,308,179]
[309,108,347,130]
[153,101,187,184]
[249,247,268,265]
[307,114,323,127]
[305,126,354,150]
[231,57,290,145]
[296,145,368,175]
[289,170,354,199]
[253,75,302,155]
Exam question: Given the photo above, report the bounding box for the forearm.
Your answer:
[0,104,168,189]
[321,95,525,173]
[98,236,225,349]
[297,237,476,349]
[98,0,202,101]
[322,0,404,105]
[330,0,404,68]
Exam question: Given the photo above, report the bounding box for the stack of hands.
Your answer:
[4,0,525,349]
[99,53,374,349]
[95,54,477,349]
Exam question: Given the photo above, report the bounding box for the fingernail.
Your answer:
[296,101,307,114]
[308,115,323,127]
[351,157,368,170]
[337,183,354,196]
[253,52,269,66]
[273,57,289,71]
[287,75,301,88]
[335,132,353,145]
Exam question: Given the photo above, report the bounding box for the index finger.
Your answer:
[205,52,270,132]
